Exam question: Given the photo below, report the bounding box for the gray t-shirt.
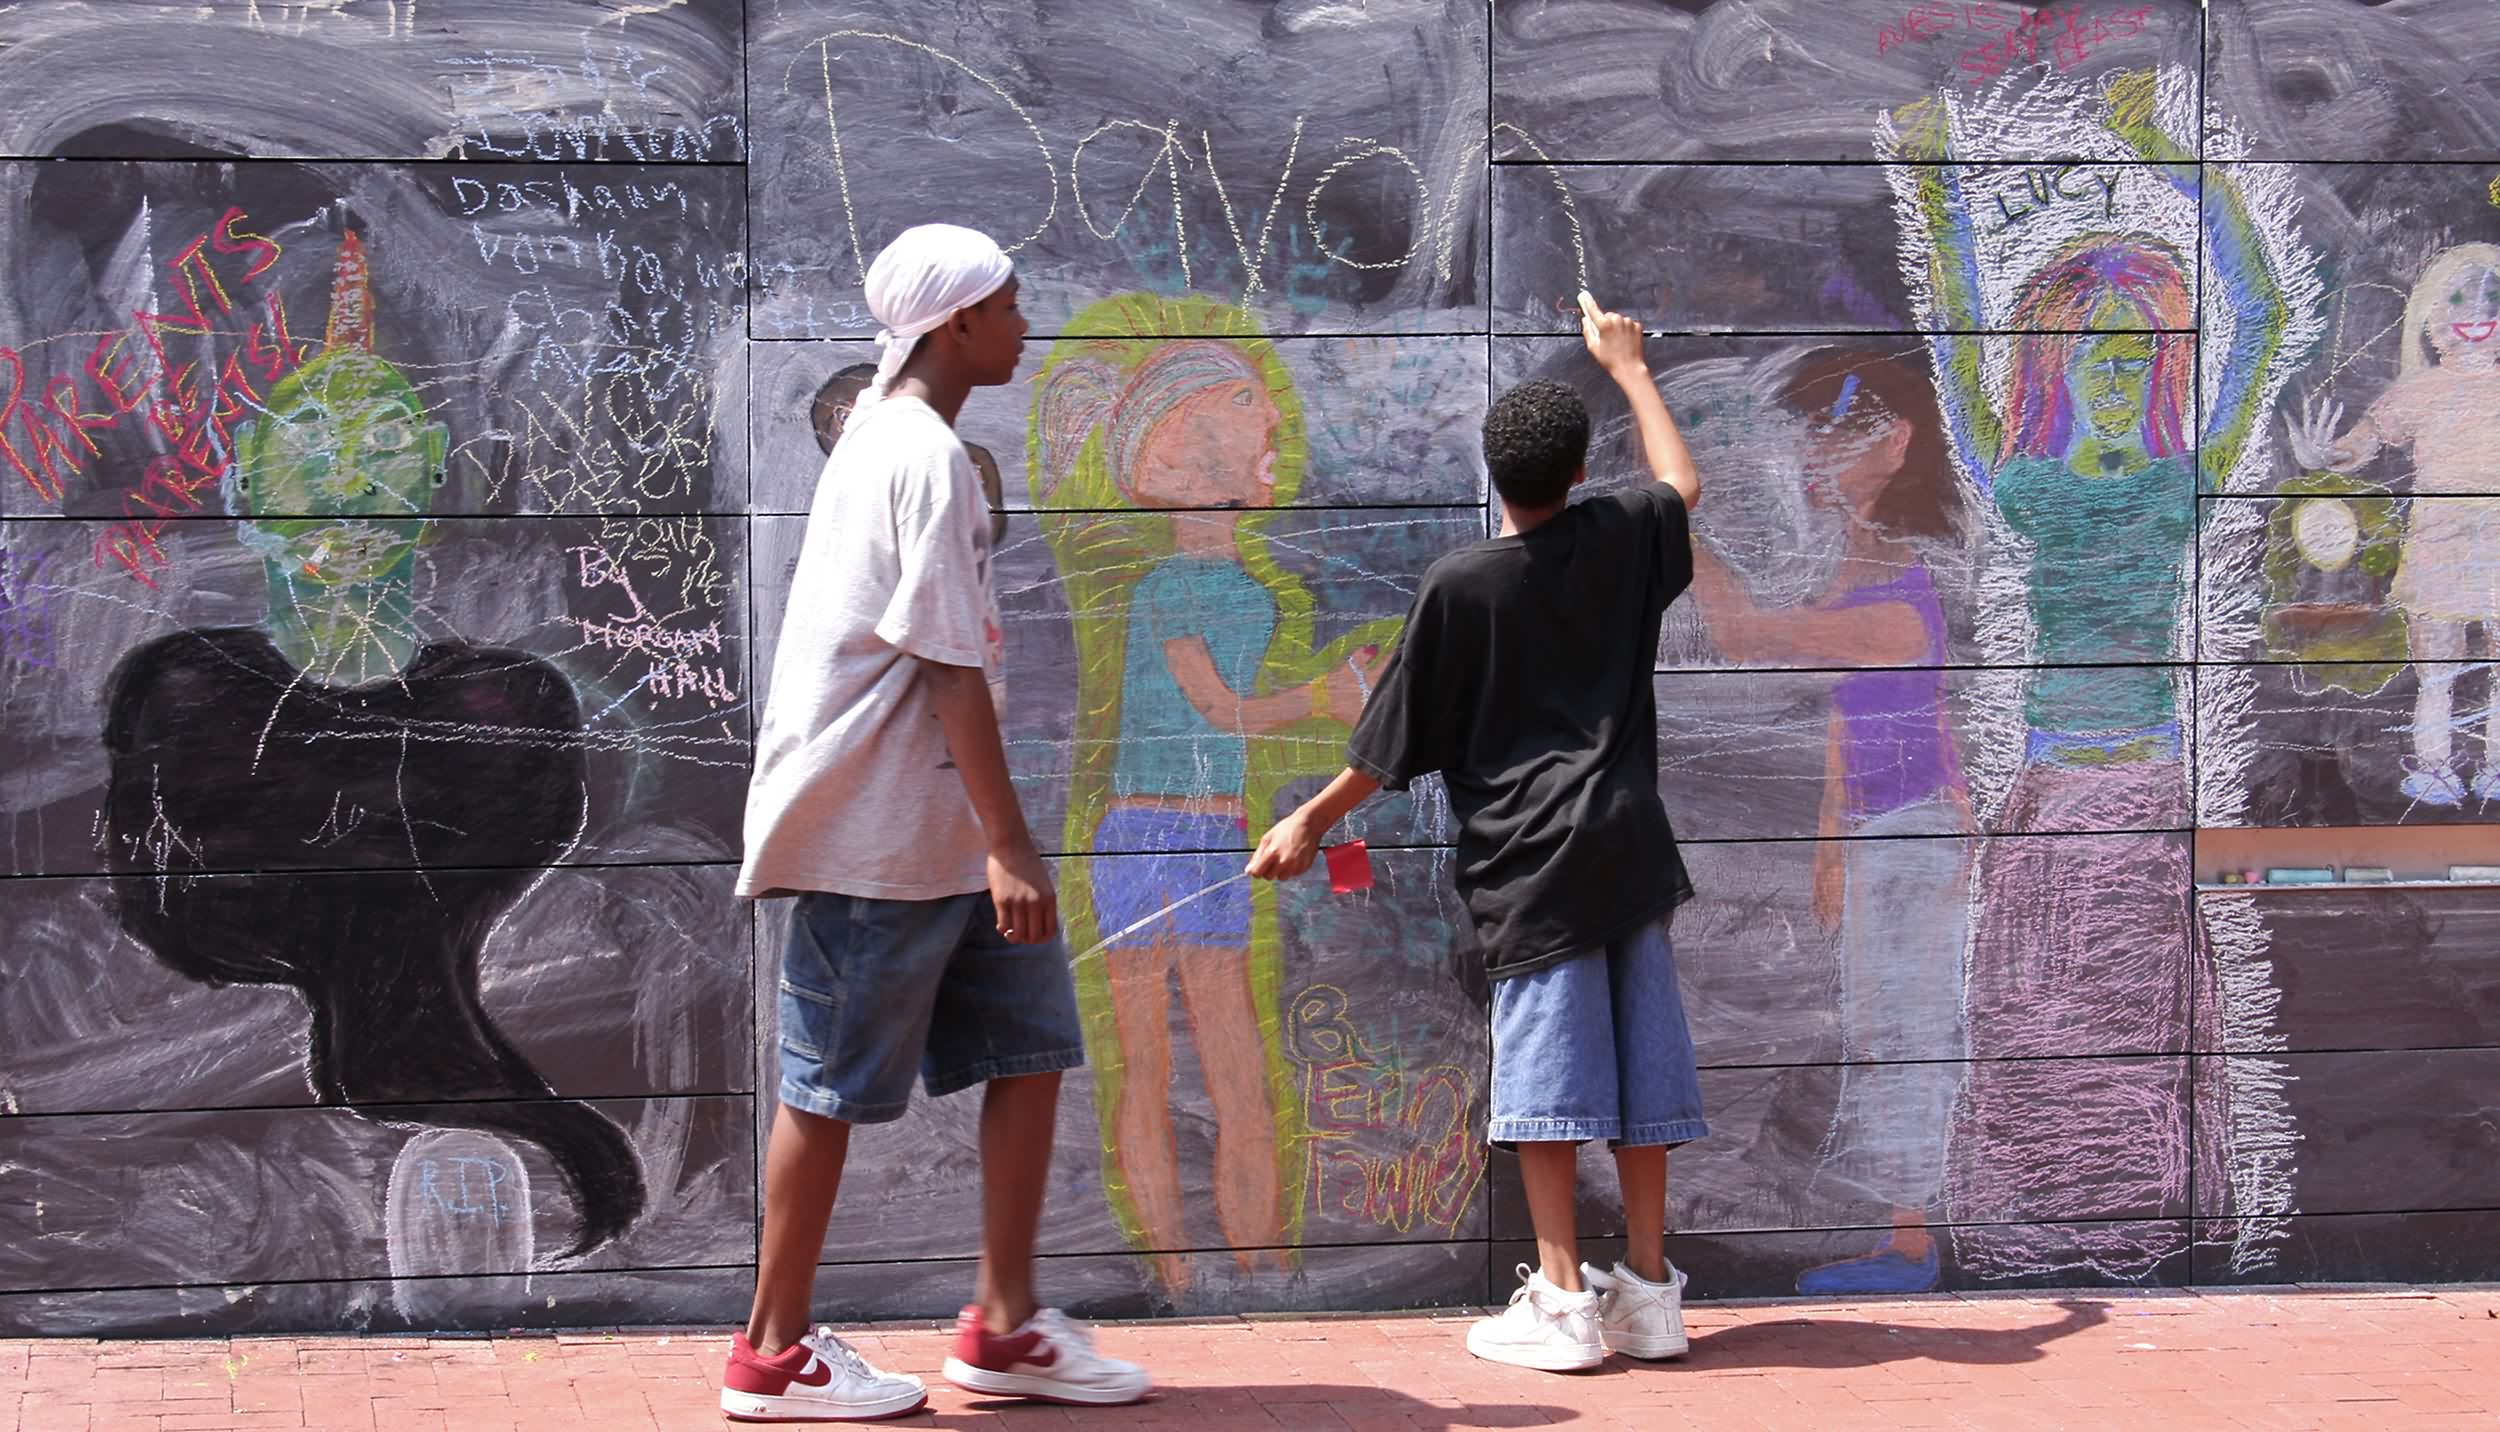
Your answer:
[737,395,1007,901]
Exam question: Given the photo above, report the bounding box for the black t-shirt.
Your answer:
[1349,483,1696,981]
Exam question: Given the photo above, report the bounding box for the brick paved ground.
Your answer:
[7,1287,2496,1431]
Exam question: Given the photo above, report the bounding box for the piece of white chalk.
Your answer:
[1069,872,1253,965]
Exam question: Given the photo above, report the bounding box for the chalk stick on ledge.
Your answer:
[1324,839,1374,895]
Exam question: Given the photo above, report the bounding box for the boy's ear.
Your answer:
[1572,463,1591,488]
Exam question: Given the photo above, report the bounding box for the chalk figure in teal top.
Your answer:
[1114,558,1277,800]
[1032,298,1394,1296]
[1887,69,2307,1280]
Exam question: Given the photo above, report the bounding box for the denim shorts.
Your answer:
[1089,807,1252,950]
[775,890,1087,1124]
[1487,920,1709,1149]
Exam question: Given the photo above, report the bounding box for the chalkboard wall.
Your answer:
[4,0,2497,1335]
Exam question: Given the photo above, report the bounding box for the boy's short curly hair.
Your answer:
[1481,379,1590,510]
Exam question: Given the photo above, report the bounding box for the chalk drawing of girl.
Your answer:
[1030,293,1398,1296]
[1880,67,2315,1281]
[1684,348,1974,1294]
[2287,243,2500,807]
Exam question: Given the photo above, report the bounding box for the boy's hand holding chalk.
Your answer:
[1579,289,1700,508]
[1246,807,1327,881]
[1245,766,1383,885]
[1579,289,1649,380]
[1242,815,1372,892]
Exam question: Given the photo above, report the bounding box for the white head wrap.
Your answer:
[853,224,1014,415]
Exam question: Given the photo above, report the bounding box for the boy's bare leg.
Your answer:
[1614,1144,1670,1283]
[746,1103,852,1355]
[1519,1141,1586,1291]
[974,1070,1061,1333]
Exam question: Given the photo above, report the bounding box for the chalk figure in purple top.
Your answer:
[1686,349,1973,1294]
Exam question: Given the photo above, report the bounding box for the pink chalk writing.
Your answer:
[1873,3,2156,84]
[1,208,307,587]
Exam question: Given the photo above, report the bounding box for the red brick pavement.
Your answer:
[7,1287,2497,1431]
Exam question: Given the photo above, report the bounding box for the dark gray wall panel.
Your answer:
[1659,671,2192,839]
[2195,887,2500,1054]
[2197,660,2500,828]
[0,3,745,163]
[2207,1,2500,161]
[748,334,1489,516]
[2193,1211,2500,1288]
[0,161,746,522]
[808,1242,1488,1323]
[0,1097,753,1294]
[2195,1050,2500,1217]
[1506,1222,2190,1301]
[0,1266,753,1340]
[1675,832,2191,1069]
[1494,0,2201,163]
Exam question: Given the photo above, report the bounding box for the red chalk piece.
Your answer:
[1324,840,1373,894]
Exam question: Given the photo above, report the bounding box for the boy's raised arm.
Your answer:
[1580,291,1700,511]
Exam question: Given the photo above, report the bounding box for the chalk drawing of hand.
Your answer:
[2284,389,2346,473]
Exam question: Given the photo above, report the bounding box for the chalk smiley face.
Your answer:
[2442,264,2500,352]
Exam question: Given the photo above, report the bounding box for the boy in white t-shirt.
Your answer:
[721,225,1150,1422]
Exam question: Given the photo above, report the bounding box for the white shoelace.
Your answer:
[804,1327,877,1378]
[1504,1263,1568,1314]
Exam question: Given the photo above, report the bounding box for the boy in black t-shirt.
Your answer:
[1248,293,1705,1371]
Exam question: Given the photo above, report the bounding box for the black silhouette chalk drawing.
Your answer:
[99,230,644,1297]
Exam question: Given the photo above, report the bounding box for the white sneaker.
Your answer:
[942,1305,1152,1406]
[1465,1264,1605,1371]
[720,1326,927,1422]
[1584,1260,1690,1359]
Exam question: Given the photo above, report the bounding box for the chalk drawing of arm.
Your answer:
[2104,71,2303,494]
[1881,99,2004,492]
[1162,634,1385,736]
[1688,547,1929,668]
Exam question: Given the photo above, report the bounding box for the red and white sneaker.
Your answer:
[941,1305,1152,1405]
[720,1327,926,1422]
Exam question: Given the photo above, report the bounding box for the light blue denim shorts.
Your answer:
[776,890,1087,1124]
[1487,919,1709,1149]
